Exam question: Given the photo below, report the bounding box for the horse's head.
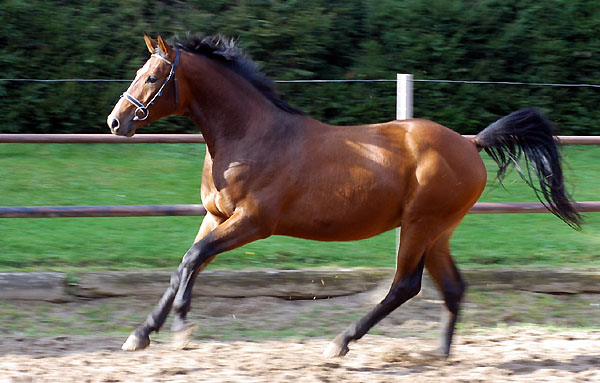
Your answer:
[107,33,180,137]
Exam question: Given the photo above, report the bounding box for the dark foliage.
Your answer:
[1,0,599,134]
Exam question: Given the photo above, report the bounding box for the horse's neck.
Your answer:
[181,55,281,157]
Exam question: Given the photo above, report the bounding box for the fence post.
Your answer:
[396,74,413,121]
[395,74,414,253]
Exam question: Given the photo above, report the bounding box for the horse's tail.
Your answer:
[474,108,583,229]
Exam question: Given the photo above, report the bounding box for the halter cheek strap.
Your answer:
[121,48,180,121]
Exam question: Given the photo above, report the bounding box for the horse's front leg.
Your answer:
[124,210,267,351]
[171,210,270,348]
[121,213,222,351]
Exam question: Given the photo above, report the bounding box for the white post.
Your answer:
[396,73,413,120]
[395,74,413,252]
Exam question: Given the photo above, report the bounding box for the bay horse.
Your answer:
[107,33,582,357]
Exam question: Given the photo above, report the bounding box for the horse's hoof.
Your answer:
[323,341,350,359]
[171,324,195,350]
[420,347,448,361]
[121,332,150,351]
[434,346,451,359]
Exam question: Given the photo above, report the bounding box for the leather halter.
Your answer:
[122,48,180,121]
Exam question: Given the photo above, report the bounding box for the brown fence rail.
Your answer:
[3,134,600,145]
[1,202,599,218]
[471,202,600,214]
[0,134,206,143]
[1,134,598,218]
[0,205,207,218]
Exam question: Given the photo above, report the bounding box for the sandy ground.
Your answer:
[1,330,599,382]
[1,284,599,382]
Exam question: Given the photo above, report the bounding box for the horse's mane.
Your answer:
[172,34,304,115]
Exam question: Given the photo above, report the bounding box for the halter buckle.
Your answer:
[133,106,149,121]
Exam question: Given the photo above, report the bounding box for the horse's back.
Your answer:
[271,118,486,241]
[354,118,486,188]
[327,118,487,225]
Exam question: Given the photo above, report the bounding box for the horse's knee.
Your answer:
[173,265,201,316]
[181,241,215,270]
[172,294,188,313]
[172,270,192,307]
[169,268,181,289]
[181,246,200,269]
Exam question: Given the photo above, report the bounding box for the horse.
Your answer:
[107,33,582,357]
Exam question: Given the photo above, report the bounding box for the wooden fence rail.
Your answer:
[1,134,598,218]
[1,202,600,218]
[3,134,600,145]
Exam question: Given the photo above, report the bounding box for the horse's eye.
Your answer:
[146,76,158,84]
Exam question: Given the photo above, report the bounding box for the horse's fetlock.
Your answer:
[441,275,466,314]
[181,250,197,266]
[445,289,464,314]
[172,295,189,315]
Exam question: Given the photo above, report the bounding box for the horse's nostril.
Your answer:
[111,118,120,131]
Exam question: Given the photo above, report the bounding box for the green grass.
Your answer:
[0,143,598,270]
[2,291,597,339]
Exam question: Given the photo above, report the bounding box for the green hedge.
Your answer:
[2,0,599,134]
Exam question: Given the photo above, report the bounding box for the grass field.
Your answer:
[0,143,598,271]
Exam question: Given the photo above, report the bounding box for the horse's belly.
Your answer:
[274,195,403,241]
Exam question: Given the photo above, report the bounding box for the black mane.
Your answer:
[172,34,304,115]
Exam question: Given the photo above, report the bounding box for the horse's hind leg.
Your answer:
[425,230,466,357]
[323,224,433,358]
[121,213,222,351]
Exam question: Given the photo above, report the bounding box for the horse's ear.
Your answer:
[144,32,157,54]
[157,34,173,58]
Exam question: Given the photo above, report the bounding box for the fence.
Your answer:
[1,133,599,218]
[1,74,600,218]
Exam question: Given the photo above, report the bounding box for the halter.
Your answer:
[122,48,180,121]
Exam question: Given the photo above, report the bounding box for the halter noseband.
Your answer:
[122,48,180,121]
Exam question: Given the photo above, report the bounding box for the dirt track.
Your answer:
[1,329,599,383]
[1,283,599,382]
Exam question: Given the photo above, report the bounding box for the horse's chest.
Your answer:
[214,192,236,217]
[202,189,236,218]
[202,161,252,218]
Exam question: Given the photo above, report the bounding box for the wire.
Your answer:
[275,79,395,83]
[0,78,130,83]
[412,79,600,88]
[1,77,600,88]
[0,78,392,83]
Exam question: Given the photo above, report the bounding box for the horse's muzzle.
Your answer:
[107,115,135,137]
[108,116,120,133]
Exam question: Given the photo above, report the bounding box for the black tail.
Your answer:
[475,108,583,229]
